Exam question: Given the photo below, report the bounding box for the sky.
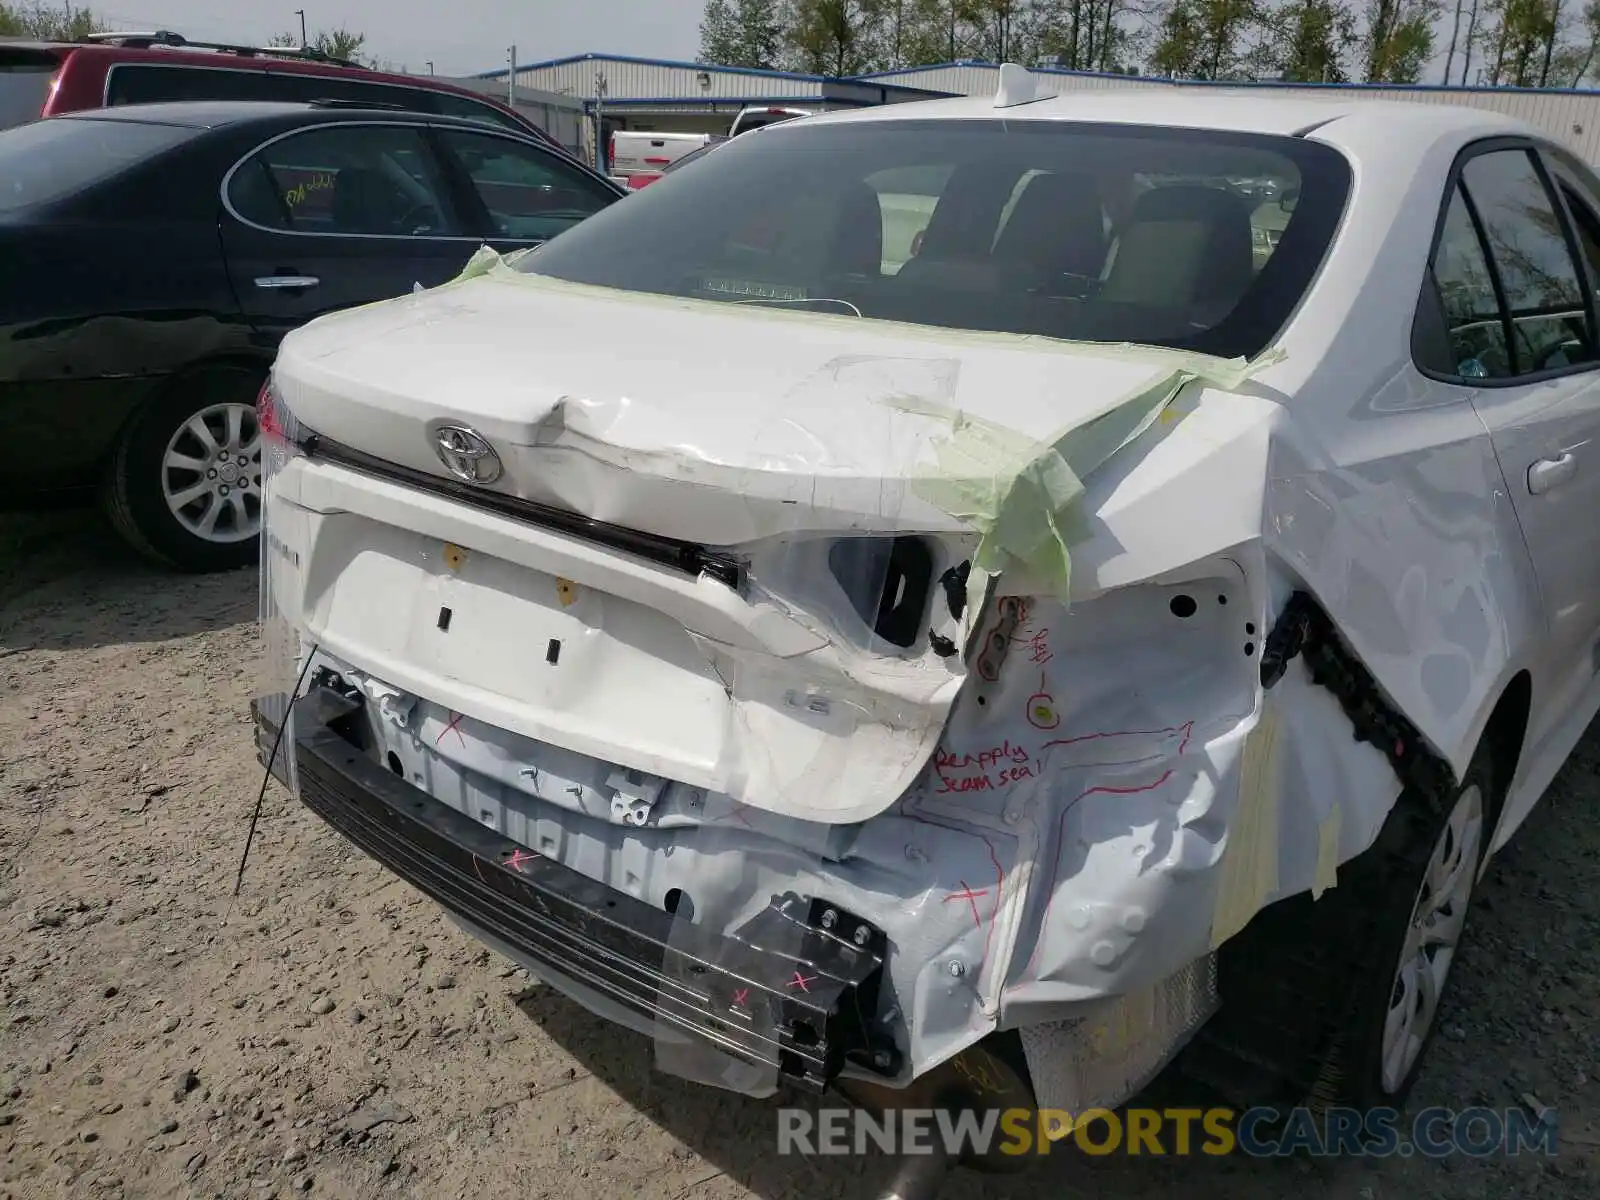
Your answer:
[89,0,710,76]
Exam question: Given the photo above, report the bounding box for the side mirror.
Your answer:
[1279,187,1300,213]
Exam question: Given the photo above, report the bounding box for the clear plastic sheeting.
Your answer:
[1016,955,1218,1118]
[652,825,801,1099]
[254,373,309,794]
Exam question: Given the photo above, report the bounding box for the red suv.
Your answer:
[0,30,568,152]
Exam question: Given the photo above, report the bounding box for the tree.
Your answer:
[1442,0,1470,79]
[1264,0,1358,80]
[1151,0,1258,78]
[1027,0,1142,72]
[1362,0,1440,81]
[699,0,788,66]
[700,0,742,60]
[1549,0,1600,82]
[268,26,368,64]
[1458,0,1484,79]
[785,0,886,75]
[737,0,787,65]
[894,0,960,65]
[1150,0,1208,72]
[0,1,101,38]
[1478,0,1554,84]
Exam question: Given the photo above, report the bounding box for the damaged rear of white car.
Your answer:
[250,73,1600,1183]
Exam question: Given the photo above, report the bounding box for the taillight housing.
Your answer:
[257,376,303,476]
[628,172,662,190]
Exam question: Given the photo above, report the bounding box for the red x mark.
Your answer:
[436,711,467,748]
[731,988,749,1008]
[787,971,816,993]
[943,882,989,931]
[505,848,536,872]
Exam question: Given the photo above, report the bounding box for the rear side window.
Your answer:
[1464,150,1596,374]
[107,64,284,104]
[1422,147,1598,380]
[0,115,193,212]
[0,51,59,131]
[227,123,463,236]
[105,63,483,124]
[429,91,528,133]
[1430,186,1511,377]
[433,127,617,240]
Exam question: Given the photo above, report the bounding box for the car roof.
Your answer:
[787,86,1538,146]
[53,99,545,133]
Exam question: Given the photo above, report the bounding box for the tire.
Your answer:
[104,363,267,573]
[1319,750,1495,1109]
[1174,748,1498,1116]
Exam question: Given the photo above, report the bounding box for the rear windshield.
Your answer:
[0,52,58,131]
[0,116,193,212]
[519,119,1350,359]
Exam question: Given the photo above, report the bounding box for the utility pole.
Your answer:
[294,9,306,45]
[425,60,434,75]
[594,68,608,173]
[507,44,516,107]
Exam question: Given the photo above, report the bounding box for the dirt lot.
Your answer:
[1,510,1597,1200]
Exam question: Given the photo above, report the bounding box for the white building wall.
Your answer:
[507,56,826,103]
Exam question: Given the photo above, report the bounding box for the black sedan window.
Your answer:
[0,116,194,212]
[432,127,617,241]
[227,124,465,237]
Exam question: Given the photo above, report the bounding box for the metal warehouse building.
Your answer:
[476,52,951,163]
[862,60,1600,164]
[478,52,1600,167]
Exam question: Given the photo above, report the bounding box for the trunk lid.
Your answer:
[273,269,1189,547]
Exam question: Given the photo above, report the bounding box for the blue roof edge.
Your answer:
[474,51,831,84]
[854,58,1600,97]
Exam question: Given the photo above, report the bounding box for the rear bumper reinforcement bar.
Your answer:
[251,690,899,1092]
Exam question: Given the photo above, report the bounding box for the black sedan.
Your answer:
[0,100,624,571]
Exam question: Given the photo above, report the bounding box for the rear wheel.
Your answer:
[1174,748,1497,1115]
[104,364,265,573]
[1338,759,1490,1108]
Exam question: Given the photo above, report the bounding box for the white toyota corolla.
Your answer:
[252,66,1597,1187]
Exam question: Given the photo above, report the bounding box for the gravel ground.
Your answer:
[1,510,1597,1200]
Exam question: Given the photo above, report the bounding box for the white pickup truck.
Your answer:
[608,130,724,185]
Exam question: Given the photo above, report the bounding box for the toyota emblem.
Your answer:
[431,424,502,485]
